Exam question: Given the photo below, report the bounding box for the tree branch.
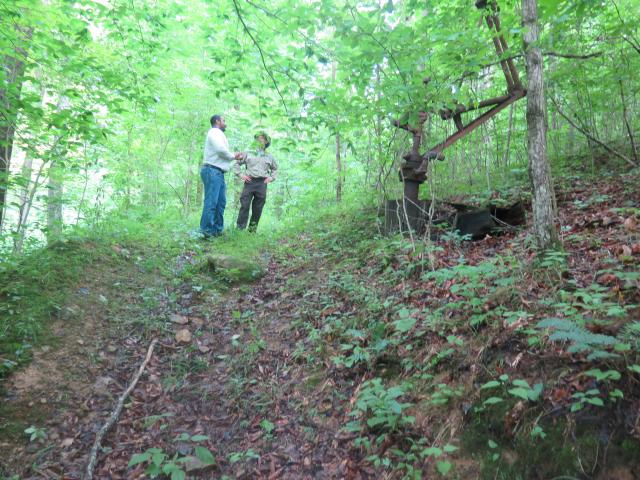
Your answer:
[231,0,289,115]
[346,5,412,103]
[85,339,158,480]
[244,0,335,61]
[543,50,603,59]
[551,97,638,168]
[611,0,640,55]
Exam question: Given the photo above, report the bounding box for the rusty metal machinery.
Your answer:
[393,0,526,231]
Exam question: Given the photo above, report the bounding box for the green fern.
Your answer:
[537,318,618,360]
[621,321,640,348]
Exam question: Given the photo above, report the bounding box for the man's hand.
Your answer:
[234,152,244,160]
[241,175,251,183]
[264,177,273,184]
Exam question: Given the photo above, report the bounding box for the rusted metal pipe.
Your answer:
[485,14,515,92]
[440,94,512,119]
[492,14,522,89]
[430,89,526,153]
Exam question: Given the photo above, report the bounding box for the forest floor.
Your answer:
[1,169,640,480]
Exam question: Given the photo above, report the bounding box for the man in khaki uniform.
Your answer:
[234,132,277,231]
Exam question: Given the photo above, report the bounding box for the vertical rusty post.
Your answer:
[484,14,515,92]
[492,14,522,89]
[402,178,421,230]
[398,110,428,231]
[479,0,521,93]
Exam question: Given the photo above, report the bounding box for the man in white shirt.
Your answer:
[200,114,242,238]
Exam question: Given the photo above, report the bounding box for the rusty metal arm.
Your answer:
[429,88,525,153]
[440,94,513,120]
[426,0,525,152]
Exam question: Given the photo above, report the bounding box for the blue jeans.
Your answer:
[200,165,226,236]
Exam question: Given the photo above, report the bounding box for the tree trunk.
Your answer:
[13,160,46,253]
[335,133,342,203]
[47,160,64,242]
[332,62,342,203]
[374,64,385,191]
[17,152,33,226]
[46,95,71,242]
[0,31,30,230]
[523,0,559,250]
[619,79,639,164]
[502,103,515,166]
[13,152,33,253]
[76,162,90,226]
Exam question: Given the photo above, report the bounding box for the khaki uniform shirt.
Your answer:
[234,149,277,180]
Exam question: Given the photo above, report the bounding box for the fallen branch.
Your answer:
[158,341,180,350]
[85,338,158,480]
[551,98,638,168]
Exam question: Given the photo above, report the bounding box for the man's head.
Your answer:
[255,131,271,149]
[210,115,227,131]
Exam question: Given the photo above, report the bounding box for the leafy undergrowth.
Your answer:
[1,169,639,479]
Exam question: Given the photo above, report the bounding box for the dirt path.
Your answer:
[91,248,372,479]
[1,242,372,479]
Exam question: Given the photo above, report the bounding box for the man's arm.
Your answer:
[233,153,247,176]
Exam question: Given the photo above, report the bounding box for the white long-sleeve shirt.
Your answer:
[203,127,234,171]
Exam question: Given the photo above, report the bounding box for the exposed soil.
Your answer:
[0,247,170,478]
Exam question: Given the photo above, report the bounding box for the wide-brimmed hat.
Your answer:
[254,131,271,148]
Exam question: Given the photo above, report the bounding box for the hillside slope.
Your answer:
[1,170,639,480]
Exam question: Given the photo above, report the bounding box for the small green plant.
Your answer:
[536,249,568,282]
[487,439,500,462]
[228,448,260,464]
[162,351,209,391]
[333,342,371,368]
[572,193,610,210]
[129,448,187,480]
[584,368,621,382]
[571,389,603,412]
[24,425,46,442]
[260,419,275,435]
[142,412,175,429]
[508,379,543,402]
[530,425,547,439]
[392,308,418,334]
[420,257,517,330]
[128,433,215,479]
[246,324,266,354]
[346,378,414,435]
[478,375,543,408]
[370,438,457,478]
[621,321,640,348]
[430,383,464,406]
[441,230,472,245]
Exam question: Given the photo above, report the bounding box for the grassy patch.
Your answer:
[0,240,94,378]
